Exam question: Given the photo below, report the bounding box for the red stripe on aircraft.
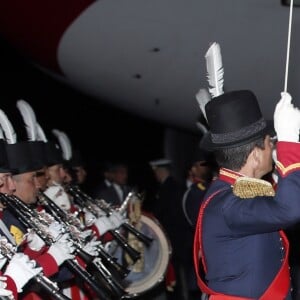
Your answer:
[0,0,95,73]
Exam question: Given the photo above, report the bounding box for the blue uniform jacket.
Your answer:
[199,142,300,299]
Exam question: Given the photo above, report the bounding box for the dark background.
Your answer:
[0,37,165,194]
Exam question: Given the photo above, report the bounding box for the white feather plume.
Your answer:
[36,123,48,142]
[16,99,37,141]
[0,109,17,144]
[205,42,224,98]
[0,127,4,140]
[52,129,72,160]
[196,121,208,135]
[195,88,211,121]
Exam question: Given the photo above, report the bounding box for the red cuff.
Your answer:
[35,253,59,277]
[23,245,47,259]
[6,275,18,299]
[90,224,100,238]
[276,141,300,177]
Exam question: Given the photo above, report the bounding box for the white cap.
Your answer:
[149,158,172,168]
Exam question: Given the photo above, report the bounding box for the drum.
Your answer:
[107,214,172,298]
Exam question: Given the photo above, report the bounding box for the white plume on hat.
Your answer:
[0,109,17,144]
[205,42,224,98]
[16,99,38,141]
[52,129,72,161]
[194,42,224,135]
[36,123,48,142]
[195,88,211,122]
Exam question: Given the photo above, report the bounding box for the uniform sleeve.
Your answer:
[223,142,300,233]
[35,252,59,277]
[5,275,18,300]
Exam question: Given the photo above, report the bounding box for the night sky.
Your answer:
[0,37,165,193]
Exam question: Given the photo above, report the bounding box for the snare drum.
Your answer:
[107,214,172,298]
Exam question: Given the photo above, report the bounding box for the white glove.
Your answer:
[84,210,97,227]
[48,221,64,240]
[26,231,45,251]
[94,216,114,235]
[82,237,101,257]
[0,253,7,270]
[108,211,125,229]
[4,253,42,292]
[78,229,93,241]
[44,186,71,211]
[0,276,13,297]
[274,92,300,142]
[47,233,75,266]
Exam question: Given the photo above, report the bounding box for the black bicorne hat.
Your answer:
[201,90,274,150]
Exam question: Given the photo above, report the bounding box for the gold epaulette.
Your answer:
[232,177,275,199]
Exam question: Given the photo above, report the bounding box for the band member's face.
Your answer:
[13,171,38,204]
[34,167,49,192]
[74,166,87,184]
[0,173,15,195]
[47,164,64,186]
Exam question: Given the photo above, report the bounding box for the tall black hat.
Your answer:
[201,90,273,150]
[69,149,85,168]
[0,139,14,173]
[6,141,45,174]
[44,141,64,167]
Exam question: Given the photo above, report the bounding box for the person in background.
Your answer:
[181,149,214,300]
[95,162,132,206]
[69,149,87,186]
[91,161,114,198]
[149,158,188,300]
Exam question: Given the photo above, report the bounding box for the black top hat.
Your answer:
[6,141,45,174]
[69,149,85,168]
[0,140,14,173]
[201,90,273,150]
[27,141,47,167]
[44,142,64,167]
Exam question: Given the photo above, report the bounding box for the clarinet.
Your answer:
[9,193,129,298]
[0,236,70,300]
[92,191,153,247]
[37,190,130,279]
[0,194,116,300]
[65,185,142,263]
[68,184,153,246]
[37,191,84,230]
[13,192,128,298]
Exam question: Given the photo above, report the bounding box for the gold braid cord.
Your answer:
[232,177,275,199]
[125,198,145,272]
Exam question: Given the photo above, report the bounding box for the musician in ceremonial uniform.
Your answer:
[193,90,300,299]
[0,140,44,299]
[1,140,75,299]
